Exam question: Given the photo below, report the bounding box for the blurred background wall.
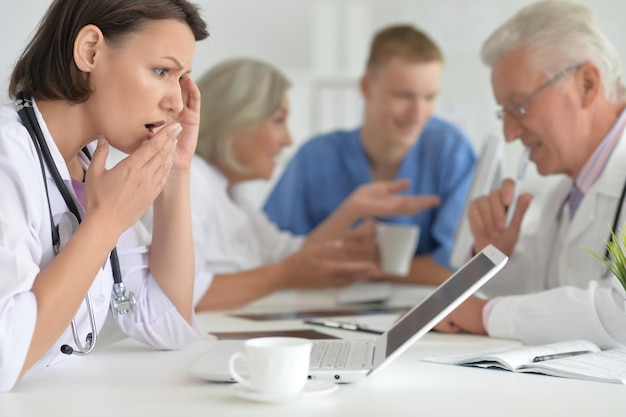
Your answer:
[2,0,623,208]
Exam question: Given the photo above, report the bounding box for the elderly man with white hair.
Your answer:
[436,0,626,349]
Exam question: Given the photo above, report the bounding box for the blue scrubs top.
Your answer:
[263,117,476,269]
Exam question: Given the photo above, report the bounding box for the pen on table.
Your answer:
[303,319,383,335]
[505,146,531,228]
[532,350,592,363]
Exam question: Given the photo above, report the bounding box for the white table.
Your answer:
[2,285,623,416]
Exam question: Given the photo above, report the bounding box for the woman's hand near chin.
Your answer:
[83,127,178,238]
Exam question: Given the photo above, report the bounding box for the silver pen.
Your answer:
[505,147,531,228]
[532,350,591,363]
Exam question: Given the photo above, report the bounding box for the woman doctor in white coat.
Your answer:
[0,0,208,391]
[190,58,441,311]
[435,0,626,348]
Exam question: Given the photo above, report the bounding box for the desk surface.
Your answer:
[2,285,623,416]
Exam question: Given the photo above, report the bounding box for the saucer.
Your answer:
[230,380,338,403]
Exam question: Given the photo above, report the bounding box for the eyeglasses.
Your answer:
[496,64,582,120]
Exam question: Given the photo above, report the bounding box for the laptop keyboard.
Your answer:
[310,341,371,369]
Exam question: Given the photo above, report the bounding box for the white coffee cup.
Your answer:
[376,223,420,276]
[228,337,313,396]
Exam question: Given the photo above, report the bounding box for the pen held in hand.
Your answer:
[532,350,592,363]
[505,147,531,228]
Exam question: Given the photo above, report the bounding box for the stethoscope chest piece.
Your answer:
[111,282,137,316]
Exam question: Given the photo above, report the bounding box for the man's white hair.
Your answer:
[481,0,625,103]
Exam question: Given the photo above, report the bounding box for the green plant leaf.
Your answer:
[582,223,626,291]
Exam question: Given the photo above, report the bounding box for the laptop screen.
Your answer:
[385,252,496,356]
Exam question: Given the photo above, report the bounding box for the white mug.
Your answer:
[376,223,420,276]
[228,337,312,396]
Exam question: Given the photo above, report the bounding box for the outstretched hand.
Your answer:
[345,178,440,219]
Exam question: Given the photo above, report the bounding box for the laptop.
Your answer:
[190,244,508,383]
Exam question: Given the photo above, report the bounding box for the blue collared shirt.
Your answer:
[263,117,476,269]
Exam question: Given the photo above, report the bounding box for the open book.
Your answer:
[423,339,626,384]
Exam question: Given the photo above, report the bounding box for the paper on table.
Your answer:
[304,313,401,335]
[231,306,407,321]
[522,348,626,384]
[209,329,339,340]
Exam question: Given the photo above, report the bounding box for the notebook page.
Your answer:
[518,348,626,383]
[423,340,600,371]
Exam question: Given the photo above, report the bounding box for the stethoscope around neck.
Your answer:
[15,92,136,356]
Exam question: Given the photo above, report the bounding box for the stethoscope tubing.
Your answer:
[15,92,134,355]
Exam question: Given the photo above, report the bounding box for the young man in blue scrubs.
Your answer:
[264,24,476,285]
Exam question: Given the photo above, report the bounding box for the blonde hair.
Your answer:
[366,24,443,72]
[481,0,625,104]
[195,58,291,171]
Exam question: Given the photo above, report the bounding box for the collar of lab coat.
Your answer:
[30,100,90,216]
[567,126,626,243]
[30,100,74,183]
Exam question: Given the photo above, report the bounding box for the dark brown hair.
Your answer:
[366,24,443,72]
[9,0,209,103]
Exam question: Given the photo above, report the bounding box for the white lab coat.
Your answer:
[480,128,626,349]
[0,102,199,392]
[190,156,304,305]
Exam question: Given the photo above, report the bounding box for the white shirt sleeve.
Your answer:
[481,173,626,349]
[0,292,37,393]
[112,221,200,350]
[487,281,626,349]
[238,198,304,264]
[189,158,304,306]
[0,114,52,392]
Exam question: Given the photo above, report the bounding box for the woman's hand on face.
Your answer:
[171,75,201,171]
[83,125,179,236]
[345,179,441,220]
